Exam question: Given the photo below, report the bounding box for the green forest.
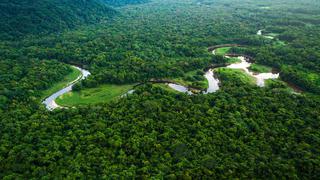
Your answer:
[0,0,320,178]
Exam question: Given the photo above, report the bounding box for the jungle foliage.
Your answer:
[0,0,320,178]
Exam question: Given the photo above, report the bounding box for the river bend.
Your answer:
[42,66,91,110]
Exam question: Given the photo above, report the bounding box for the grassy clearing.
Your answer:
[215,47,231,56]
[56,84,134,107]
[173,70,208,90]
[41,66,81,99]
[216,68,256,85]
[226,57,241,63]
[262,32,286,46]
[215,47,241,63]
[273,40,286,47]
[249,63,272,73]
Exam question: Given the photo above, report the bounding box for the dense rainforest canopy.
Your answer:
[0,0,118,39]
[0,0,151,39]
[0,0,320,178]
[100,0,149,7]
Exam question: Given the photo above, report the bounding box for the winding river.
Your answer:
[42,66,91,110]
[226,56,279,87]
[165,69,220,94]
[43,31,281,110]
[204,69,220,93]
[167,51,279,94]
[168,83,194,94]
[43,48,279,110]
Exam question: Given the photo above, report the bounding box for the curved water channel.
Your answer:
[43,31,280,110]
[166,68,220,95]
[168,47,279,94]
[42,66,91,110]
[226,56,279,87]
[43,49,278,110]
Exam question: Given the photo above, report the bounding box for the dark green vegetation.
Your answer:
[0,0,117,39]
[1,85,320,178]
[1,0,320,178]
[0,58,71,110]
